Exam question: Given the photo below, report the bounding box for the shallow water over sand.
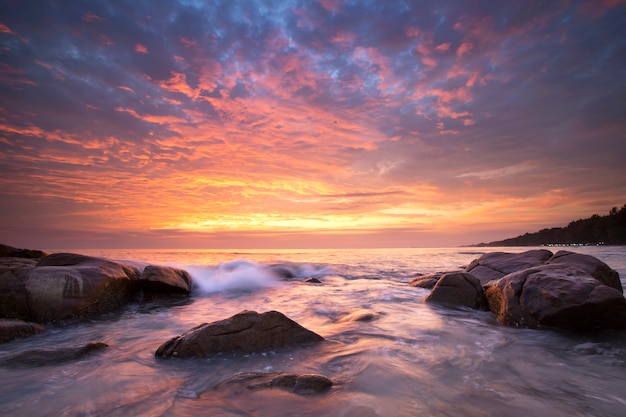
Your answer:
[1,247,626,417]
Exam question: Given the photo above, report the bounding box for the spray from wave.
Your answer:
[185,259,332,295]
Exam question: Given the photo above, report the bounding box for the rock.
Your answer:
[0,243,47,259]
[545,250,623,292]
[139,265,192,295]
[424,272,489,310]
[155,310,324,358]
[409,271,461,289]
[0,258,35,319]
[337,309,382,323]
[0,319,46,343]
[484,264,626,330]
[215,372,333,395]
[268,264,296,279]
[464,249,553,285]
[25,253,141,322]
[305,277,322,284]
[0,342,108,367]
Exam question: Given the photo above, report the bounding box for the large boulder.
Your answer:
[0,319,46,343]
[215,372,333,395]
[409,271,461,289]
[25,253,141,322]
[545,250,622,292]
[0,257,35,319]
[139,265,192,296]
[0,244,47,259]
[424,272,489,310]
[155,310,324,358]
[464,249,553,285]
[484,264,626,330]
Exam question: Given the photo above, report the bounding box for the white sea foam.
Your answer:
[186,259,285,294]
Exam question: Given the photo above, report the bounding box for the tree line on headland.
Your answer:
[474,204,626,247]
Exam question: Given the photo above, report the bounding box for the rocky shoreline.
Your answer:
[1,243,625,396]
[413,249,626,330]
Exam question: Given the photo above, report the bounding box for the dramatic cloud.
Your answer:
[1,0,625,249]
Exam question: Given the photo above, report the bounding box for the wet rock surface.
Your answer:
[424,272,489,310]
[0,341,108,366]
[215,372,333,395]
[155,310,324,358]
[410,271,462,289]
[139,265,192,296]
[0,319,46,343]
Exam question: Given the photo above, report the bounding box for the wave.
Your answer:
[186,259,332,295]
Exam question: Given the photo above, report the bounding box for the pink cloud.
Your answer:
[457,42,473,56]
[405,26,421,38]
[421,56,437,68]
[81,12,105,22]
[0,63,37,86]
[331,30,356,44]
[135,43,149,54]
[435,42,451,52]
[180,37,196,48]
[319,0,345,13]
[0,22,15,34]
[158,71,197,100]
[580,0,626,17]
[117,85,135,93]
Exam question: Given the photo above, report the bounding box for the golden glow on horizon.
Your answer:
[1,1,624,248]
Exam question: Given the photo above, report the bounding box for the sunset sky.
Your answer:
[1,0,625,249]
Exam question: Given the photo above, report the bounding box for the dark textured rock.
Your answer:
[0,258,35,320]
[0,342,108,366]
[485,264,626,330]
[545,250,623,292]
[215,372,333,395]
[424,272,489,310]
[155,310,324,358]
[0,319,46,343]
[26,253,141,322]
[0,244,47,259]
[268,264,296,279]
[139,265,192,295]
[409,271,461,289]
[464,250,553,285]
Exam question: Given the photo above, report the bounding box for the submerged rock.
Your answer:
[155,310,324,358]
[215,372,333,395]
[0,341,108,366]
[424,272,488,310]
[335,308,383,323]
[0,319,46,343]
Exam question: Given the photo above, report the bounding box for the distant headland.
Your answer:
[473,204,626,247]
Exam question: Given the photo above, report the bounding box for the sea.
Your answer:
[1,246,626,417]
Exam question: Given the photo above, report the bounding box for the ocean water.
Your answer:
[1,246,626,417]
